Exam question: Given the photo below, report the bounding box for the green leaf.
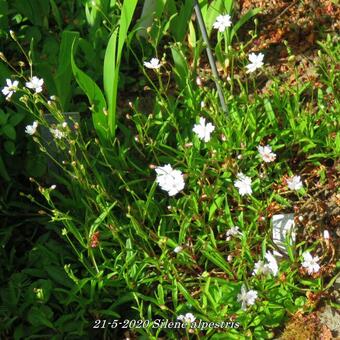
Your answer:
[89,202,116,235]
[27,305,54,328]
[0,110,8,125]
[177,281,201,311]
[230,8,261,41]
[264,99,277,126]
[0,154,10,181]
[209,196,224,221]
[103,29,119,138]
[200,244,233,276]
[4,140,15,155]
[71,40,108,142]
[9,112,25,126]
[171,46,189,91]
[2,124,16,140]
[49,0,62,29]
[45,266,74,289]
[103,0,137,138]
[171,0,194,41]
[55,31,79,110]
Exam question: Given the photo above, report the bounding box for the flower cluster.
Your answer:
[1,76,44,101]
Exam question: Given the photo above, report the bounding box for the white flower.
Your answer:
[50,128,64,139]
[258,145,276,163]
[253,252,278,276]
[301,252,320,275]
[234,172,252,196]
[265,251,279,276]
[174,246,183,253]
[226,226,241,241]
[253,260,271,276]
[287,175,303,191]
[2,79,19,100]
[25,76,44,93]
[237,285,258,310]
[155,164,185,196]
[50,185,56,190]
[25,121,38,135]
[246,53,264,73]
[192,117,215,142]
[213,14,232,32]
[323,230,330,239]
[177,313,196,323]
[143,58,161,69]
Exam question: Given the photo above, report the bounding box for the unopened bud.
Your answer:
[9,30,16,40]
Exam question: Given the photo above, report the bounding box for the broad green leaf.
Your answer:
[171,46,189,91]
[2,124,16,140]
[103,0,137,137]
[55,31,79,110]
[71,40,108,142]
[103,29,119,138]
[171,0,194,41]
[4,140,15,155]
[8,112,25,126]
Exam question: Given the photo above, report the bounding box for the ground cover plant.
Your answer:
[0,0,339,339]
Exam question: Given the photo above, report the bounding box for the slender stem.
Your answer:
[193,0,227,114]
